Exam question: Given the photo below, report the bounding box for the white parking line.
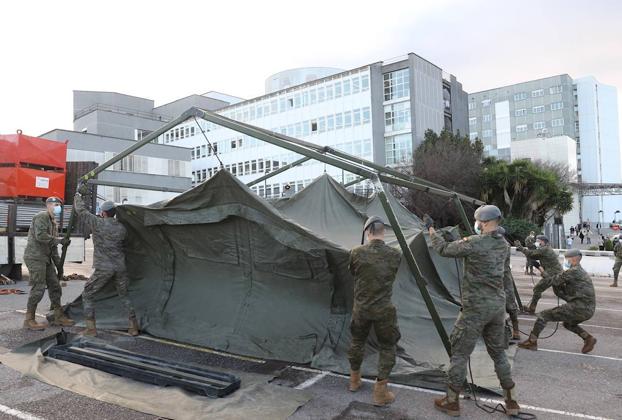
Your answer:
[295,372,329,390]
[0,403,45,420]
[518,317,622,331]
[536,348,622,362]
[534,302,622,313]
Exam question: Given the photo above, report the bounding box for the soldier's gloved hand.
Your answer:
[60,238,71,247]
[77,182,89,196]
[513,240,522,248]
[423,214,435,230]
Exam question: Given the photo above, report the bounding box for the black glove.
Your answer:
[423,214,435,230]
[77,182,89,196]
[60,237,71,247]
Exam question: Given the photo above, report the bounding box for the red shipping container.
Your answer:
[0,132,67,169]
[0,167,66,200]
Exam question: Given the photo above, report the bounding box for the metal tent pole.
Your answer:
[453,196,475,235]
[372,177,452,356]
[247,156,311,187]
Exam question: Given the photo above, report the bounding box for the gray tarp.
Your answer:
[66,171,514,391]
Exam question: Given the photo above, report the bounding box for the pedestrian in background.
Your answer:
[566,236,573,249]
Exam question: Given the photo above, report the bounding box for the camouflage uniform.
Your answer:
[74,194,134,320]
[23,211,63,312]
[531,265,595,338]
[612,242,622,285]
[503,246,519,324]
[524,234,536,273]
[516,244,563,307]
[431,230,514,390]
[347,239,402,380]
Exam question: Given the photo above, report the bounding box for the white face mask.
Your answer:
[563,260,571,270]
[53,205,62,215]
[473,222,482,235]
[535,241,541,248]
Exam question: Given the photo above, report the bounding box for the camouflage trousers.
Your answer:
[447,306,514,390]
[82,268,135,320]
[24,259,62,312]
[532,304,594,339]
[530,275,567,306]
[613,260,621,281]
[347,306,401,380]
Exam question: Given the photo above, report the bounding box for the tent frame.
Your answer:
[60,106,490,357]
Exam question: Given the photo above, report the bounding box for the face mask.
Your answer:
[473,222,482,235]
[563,260,571,270]
[53,205,62,215]
[535,241,541,248]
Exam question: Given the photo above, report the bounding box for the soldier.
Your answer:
[23,196,74,330]
[429,205,519,417]
[514,235,563,313]
[74,188,138,337]
[347,216,402,407]
[498,227,520,340]
[611,237,621,287]
[519,249,597,353]
[524,231,536,274]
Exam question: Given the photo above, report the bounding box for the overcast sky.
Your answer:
[1,0,621,140]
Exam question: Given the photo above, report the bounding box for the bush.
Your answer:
[501,217,540,244]
[588,246,599,251]
[604,239,614,251]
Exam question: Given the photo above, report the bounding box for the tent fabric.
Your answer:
[66,170,514,391]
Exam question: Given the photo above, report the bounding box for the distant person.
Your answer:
[566,236,573,249]
[612,238,621,287]
[519,249,596,354]
[570,226,575,237]
[524,231,537,274]
[347,216,402,406]
[586,232,592,245]
[598,236,604,251]
[23,197,74,330]
[579,230,585,244]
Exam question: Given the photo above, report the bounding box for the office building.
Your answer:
[468,75,621,222]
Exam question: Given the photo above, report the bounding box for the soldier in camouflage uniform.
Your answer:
[23,197,75,330]
[524,231,536,274]
[74,189,138,337]
[519,249,597,353]
[611,238,621,287]
[347,216,402,407]
[498,227,520,340]
[514,235,563,313]
[430,205,519,417]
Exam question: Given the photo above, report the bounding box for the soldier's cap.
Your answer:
[564,249,582,258]
[363,216,385,232]
[46,196,62,204]
[473,205,502,222]
[536,234,549,242]
[100,201,116,212]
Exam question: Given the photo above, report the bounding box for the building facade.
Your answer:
[157,53,468,198]
[468,75,621,222]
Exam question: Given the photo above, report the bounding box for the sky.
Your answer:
[1,0,621,140]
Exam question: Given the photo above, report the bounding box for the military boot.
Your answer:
[128,313,140,337]
[23,309,46,331]
[349,370,362,392]
[518,334,538,351]
[611,278,618,287]
[581,334,597,354]
[503,384,520,416]
[373,379,395,406]
[434,385,460,417]
[83,318,97,337]
[51,307,75,327]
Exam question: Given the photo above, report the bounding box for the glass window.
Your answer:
[279,97,287,112]
[352,77,360,94]
[310,89,317,104]
[327,114,335,130]
[532,89,544,97]
[311,120,318,132]
[318,116,326,132]
[190,126,195,136]
[513,92,527,101]
[249,106,256,119]
[469,117,477,126]
[326,84,334,100]
[483,114,492,122]
[294,93,302,108]
[385,133,412,165]
[384,102,411,132]
[533,105,545,113]
[302,120,310,136]
[551,118,564,127]
[482,129,492,138]
[334,81,342,98]
[469,132,478,141]
[362,107,371,124]
[551,101,564,111]
[515,108,527,117]
[318,86,325,102]
[549,85,563,94]
[468,101,476,110]
[302,91,309,106]
[335,113,343,129]
[343,79,351,96]
[353,109,361,125]
[191,148,195,160]
[383,68,409,101]
[516,124,528,133]
[344,111,352,127]
[481,99,491,107]
[533,121,546,129]
[257,104,264,118]
[361,74,369,91]
[295,122,302,137]
[201,145,207,158]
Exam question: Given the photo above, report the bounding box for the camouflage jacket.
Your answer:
[24,211,60,264]
[614,242,622,261]
[431,230,507,310]
[516,244,562,276]
[551,265,595,313]
[525,234,536,249]
[349,239,401,318]
[74,194,127,271]
[503,240,516,304]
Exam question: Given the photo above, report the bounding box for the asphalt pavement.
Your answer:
[0,252,620,420]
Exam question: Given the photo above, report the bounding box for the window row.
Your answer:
[275,107,372,137]
[163,125,196,144]
[385,133,412,165]
[191,143,219,160]
[384,102,411,132]
[514,85,564,101]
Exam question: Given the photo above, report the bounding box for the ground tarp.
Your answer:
[65,171,515,391]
